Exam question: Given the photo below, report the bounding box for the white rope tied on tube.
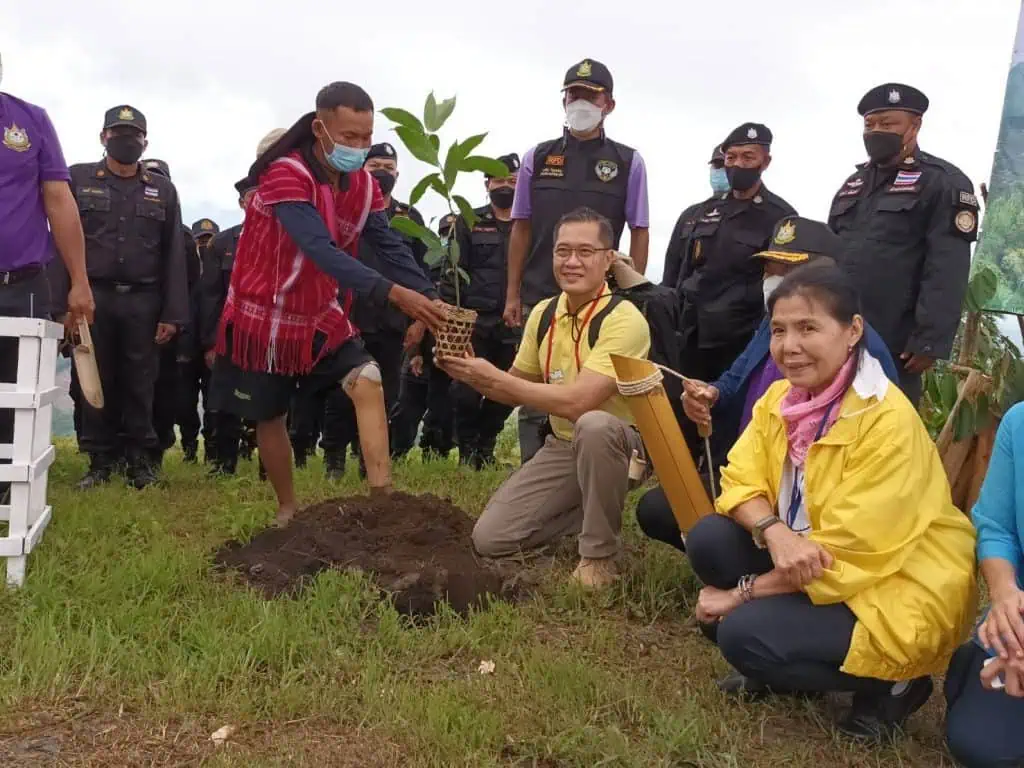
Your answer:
[615,363,689,397]
[615,362,718,498]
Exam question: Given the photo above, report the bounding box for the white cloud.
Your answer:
[4,0,1020,278]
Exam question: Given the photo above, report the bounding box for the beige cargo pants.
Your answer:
[472,410,646,560]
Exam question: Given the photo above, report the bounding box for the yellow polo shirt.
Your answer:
[514,286,651,441]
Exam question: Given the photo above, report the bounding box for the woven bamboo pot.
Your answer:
[434,304,477,358]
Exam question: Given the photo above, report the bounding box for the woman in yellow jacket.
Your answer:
[686,263,977,743]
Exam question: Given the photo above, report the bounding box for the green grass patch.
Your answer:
[0,439,955,766]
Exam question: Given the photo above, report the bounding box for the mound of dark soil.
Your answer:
[214,492,517,616]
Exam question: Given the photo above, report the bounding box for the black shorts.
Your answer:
[208,327,374,423]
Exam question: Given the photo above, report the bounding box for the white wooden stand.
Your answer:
[0,317,63,587]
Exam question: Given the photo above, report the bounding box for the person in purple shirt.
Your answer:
[504,58,650,463]
[0,62,94,501]
[636,217,899,555]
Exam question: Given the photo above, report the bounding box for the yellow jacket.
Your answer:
[717,358,977,680]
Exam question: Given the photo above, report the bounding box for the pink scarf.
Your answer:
[780,354,856,467]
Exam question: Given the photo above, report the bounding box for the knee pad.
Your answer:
[342,361,382,392]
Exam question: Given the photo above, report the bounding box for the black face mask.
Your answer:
[370,169,397,197]
[489,186,515,209]
[863,131,904,165]
[726,165,762,193]
[106,134,144,165]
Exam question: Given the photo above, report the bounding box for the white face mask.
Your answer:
[565,100,603,133]
[763,274,784,308]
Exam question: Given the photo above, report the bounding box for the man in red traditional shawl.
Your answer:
[208,82,445,525]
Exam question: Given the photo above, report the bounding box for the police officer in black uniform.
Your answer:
[319,141,428,478]
[672,123,795,465]
[828,83,978,406]
[662,144,729,289]
[446,153,520,468]
[391,213,455,460]
[176,217,218,461]
[505,59,651,463]
[199,198,246,474]
[68,106,188,489]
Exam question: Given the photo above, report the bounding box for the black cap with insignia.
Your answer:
[857,83,929,117]
[487,153,521,179]
[143,158,170,178]
[103,104,147,133]
[709,144,725,165]
[365,142,398,162]
[438,213,456,237]
[562,59,613,94]
[755,216,841,265]
[722,123,772,151]
[191,219,220,237]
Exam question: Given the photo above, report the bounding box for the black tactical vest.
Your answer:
[524,133,633,306]
[461,205,511,314]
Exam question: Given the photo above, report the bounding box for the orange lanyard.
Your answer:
[543,293,604,383]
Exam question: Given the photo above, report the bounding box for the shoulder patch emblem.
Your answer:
[955,210,977,234]
[2,123,30,152]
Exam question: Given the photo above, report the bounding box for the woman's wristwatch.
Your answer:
[752,515,782,549]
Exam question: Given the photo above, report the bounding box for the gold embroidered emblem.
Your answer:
[2,124,30,152]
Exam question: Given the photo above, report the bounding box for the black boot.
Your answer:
[324,451,345,481]
[77,461,112,490]
[128,460,159,490]
[838,677,933,743]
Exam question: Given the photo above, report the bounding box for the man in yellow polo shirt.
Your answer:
[439,207,650,588]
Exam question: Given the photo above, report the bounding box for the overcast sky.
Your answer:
[4,0,1020,282]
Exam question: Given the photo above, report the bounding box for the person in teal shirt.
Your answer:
[946,402,1024,767]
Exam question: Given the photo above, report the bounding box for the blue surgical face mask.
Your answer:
[709,166,730,195]
[317,121,368,172]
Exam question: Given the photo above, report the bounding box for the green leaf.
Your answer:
[448,238,460,268]
[924,370,942,409]
[394,126,439,166]
[976,392,993,431]
[423,92,438,132]
[457,267,471,285]
[426,96,456,133]
[966,264,1000,311]
[379,107,424,133]
[442,133,489,190]
[939,372,959,413]
[458,132,487,158]
[424,246,446,268]
[453,195,479,229]
[428,135,440,153]
[409,173,441,206]
[390,214,442,250]
[953,400,977,442]
[459,155,510,178]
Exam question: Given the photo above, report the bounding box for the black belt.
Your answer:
[93,281,158,294]
[0,265,43,286]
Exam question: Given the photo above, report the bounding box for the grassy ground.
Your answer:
[0,436,958,767]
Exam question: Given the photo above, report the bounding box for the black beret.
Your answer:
[366,142,398,162]
[722,123,772,150]
[104,104,147,133]
[191,218,220,237]
[709,144,725,164]
[143,158,170,178]
[487,153,521,178]
[755,216,841,264]
[857,83,929,116]
[562,59,613,94]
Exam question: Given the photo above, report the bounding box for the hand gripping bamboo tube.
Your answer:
[611,354,713,532]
